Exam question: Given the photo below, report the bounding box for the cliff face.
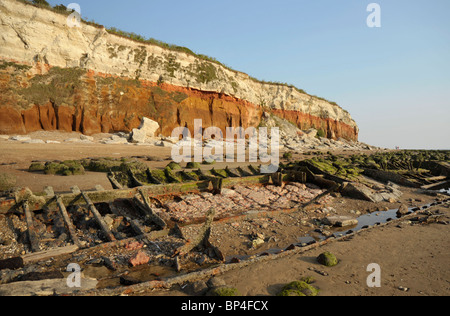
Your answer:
[0,0,359,140]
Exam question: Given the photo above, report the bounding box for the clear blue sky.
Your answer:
[48,0,450,149]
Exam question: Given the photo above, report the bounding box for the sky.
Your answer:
[48,0,450,149]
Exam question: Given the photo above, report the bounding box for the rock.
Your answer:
[154,140,174,148]
[397,204,410,216]
[322,216,358,227]
[130,128,147,144]
[64,138,82,143]
[207,277,227,289]
[0,135,9,140]
[100,136,129,144]
[45,140,60,144]
[186,281,209,296]
[22,139,45,144]
[129,251,150,267]
[80,135,94,141]
[125,241,144,251]
[251,237,265,248]
[9,136,31,142]
[103,214,114,230]
[317,252,338,267]
[341,182,384,203]
[138,117,160,138]
[304,129,318,138]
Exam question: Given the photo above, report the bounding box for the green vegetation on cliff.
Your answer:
[18,66,85,106]
[14,0,343,109]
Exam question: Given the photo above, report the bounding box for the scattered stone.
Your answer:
[154,140,174,148]
[80,135,94,141]
[64,138,82,143]
[130,128,147,144]
[304,129,318,138]
[125,241,144,251]
[22,139,45,144]
[138,117,160,138]
[9,136,31,142]
[322,216,358,228]
[129,251,150,267]
[100,138,128,145]
[207,277,226,289]
[185,281,209,296]
[397,204,410,217]
[317,252,338,267]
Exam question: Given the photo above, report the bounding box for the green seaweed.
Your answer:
[278,281,319,297]
[317,252,338,267]
[210,287,240,297]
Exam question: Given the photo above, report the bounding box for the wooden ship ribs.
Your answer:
[0,157,448,295]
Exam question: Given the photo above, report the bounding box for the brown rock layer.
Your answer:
[0,61,358,141]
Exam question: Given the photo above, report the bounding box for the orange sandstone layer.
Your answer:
[0,63,358,141]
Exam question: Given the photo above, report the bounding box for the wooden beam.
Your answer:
[174,208,215,257]
[146,169,162,185]
[22,245,79,264]
[0,175,271,214]
[55,195,82,248]
[137,189,167,229]
[23,201,40,253]
[81,191,116,242]
[127,169,144,188]
[107,172,123,190]
[211,177,223,195]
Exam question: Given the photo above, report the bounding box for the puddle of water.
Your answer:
[225,200,450,264]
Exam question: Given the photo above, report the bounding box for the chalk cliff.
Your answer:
[0,0,359,140]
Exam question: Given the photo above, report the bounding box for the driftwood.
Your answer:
[55,195,82,248]
[23,201,40,253]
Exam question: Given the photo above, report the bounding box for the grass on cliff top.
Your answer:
[15,0,344,111]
